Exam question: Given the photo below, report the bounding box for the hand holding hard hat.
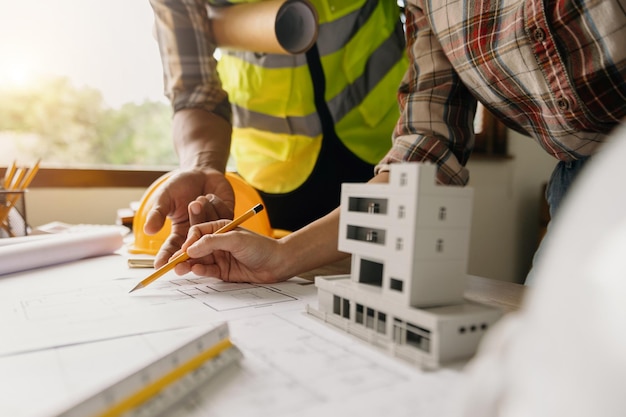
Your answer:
[129,171,288,265]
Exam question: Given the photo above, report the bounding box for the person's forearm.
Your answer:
[274,171,391,280]
[275,207,348,280]
[173,108,232,172]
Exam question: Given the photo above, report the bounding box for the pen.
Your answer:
[129,203,264,293]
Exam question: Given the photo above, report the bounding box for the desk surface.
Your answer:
[0,253,526,417]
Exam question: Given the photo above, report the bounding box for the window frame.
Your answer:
[1,167,169,188]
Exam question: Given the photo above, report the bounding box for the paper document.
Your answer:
[0,255,316,356]
[0,229,124,276]
[0,311,466,417]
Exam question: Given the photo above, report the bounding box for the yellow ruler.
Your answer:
[54,322,242,417]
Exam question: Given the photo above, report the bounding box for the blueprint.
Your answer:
[0,310,465,417]
[0,254,468,417]
[0,254,315,356]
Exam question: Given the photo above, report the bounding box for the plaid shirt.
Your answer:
[378,0,626,185]
[149,0,232,122]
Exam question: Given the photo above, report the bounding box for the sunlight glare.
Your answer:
[1,61,35,88]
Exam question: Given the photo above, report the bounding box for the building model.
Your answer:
[307,162,502,369]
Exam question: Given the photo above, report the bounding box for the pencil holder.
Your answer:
[0,190,28,238]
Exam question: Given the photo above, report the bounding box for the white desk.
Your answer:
[0,252,522,417]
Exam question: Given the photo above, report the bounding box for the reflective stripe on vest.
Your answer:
[216,0,408,193]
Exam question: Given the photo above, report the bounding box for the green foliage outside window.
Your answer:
[0,76,175,167]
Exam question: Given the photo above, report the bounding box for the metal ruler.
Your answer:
[55,322,242,417]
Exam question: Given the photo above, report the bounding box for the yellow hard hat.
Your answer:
[128,171,286,255]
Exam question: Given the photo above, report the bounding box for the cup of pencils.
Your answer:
[0,160,40,238]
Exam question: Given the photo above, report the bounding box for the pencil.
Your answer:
[1,161,41,234]
[128,203,264,293]
[0,160,41,226]
[18,159,41,190]
[3,161,16,189]
[8,167,26,191]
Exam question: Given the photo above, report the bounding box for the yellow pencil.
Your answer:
[0,161,41,229]
[8,167,26,190]
[18,159,41,190]
[3,160,17,189]
[129,203,264,293]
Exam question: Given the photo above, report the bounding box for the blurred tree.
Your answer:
[0,76,175,166]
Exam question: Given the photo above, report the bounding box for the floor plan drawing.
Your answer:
[0,255,315,356]
[0,310,464,417]
[156,276,300,312]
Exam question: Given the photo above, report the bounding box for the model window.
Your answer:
[377,312,387,334]
[390,278,404,292]
[356,304,364,324]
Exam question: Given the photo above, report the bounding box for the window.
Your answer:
[347,197,388,214]
[398,205,406,219]
[390,278,404,292]
[377,312,386,334]
[366,307,375,329]
[406,326,431,353]
[394,321,431,353]
[359,258,384,287]
[0,1,176,186]
[332,295,350,319]
[356,304,364,324]
[342,298,350,319]
[347,225,386,245]
[333,295,341,315]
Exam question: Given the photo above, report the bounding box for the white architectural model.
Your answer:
[307,163,502,369]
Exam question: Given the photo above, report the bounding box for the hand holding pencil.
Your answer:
[170,205,298,284]
[129,203,265,292]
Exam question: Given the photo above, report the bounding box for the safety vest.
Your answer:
[215,0,407,193]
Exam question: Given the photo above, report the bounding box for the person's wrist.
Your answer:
[272,237,297,282]
[173,109,232,172]
[180,153,227,173]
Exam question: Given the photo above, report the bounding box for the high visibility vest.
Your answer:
[215,0,407,193]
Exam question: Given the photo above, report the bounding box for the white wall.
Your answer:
[26,188,146,227]
[23,130,556,284]
[466,131,555,283]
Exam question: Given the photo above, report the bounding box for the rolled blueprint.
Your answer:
[209,0,318,54]
[0,229,124,276]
